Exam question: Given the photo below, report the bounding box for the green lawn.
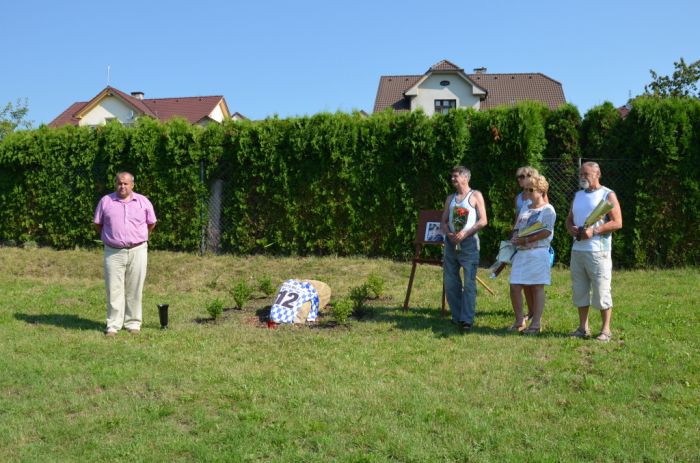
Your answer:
[1,247,698,462]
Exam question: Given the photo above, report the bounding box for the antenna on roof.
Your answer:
[107,65,111,85]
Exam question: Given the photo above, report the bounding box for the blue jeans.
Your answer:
[443,235,480,324]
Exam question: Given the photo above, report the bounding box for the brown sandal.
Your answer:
[522,326,542,335]
[507,321,526,332]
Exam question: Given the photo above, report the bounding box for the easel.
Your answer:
[403,210,447,315]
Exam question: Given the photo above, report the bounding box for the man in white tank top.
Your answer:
[440,166,488,330]
[565,162,623,342]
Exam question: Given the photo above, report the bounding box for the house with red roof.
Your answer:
[48,86,234,128]
[373,59,566,116]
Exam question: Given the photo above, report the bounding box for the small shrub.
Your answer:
[366,272,385,299]
[206,299,224,321]
[231,279,252,310]
[349,283,371,318]
[257,276,275,296]
[332,298,354,324]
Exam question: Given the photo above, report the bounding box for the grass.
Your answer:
[0,247,698,462]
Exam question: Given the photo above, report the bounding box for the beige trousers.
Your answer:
[293,280,331,323]
[104,243,148,332]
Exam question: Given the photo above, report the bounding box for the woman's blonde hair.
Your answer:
[529,174,549,194]
[515,166,539,178]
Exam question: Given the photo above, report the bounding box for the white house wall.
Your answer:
[208,103,225,123]
[79,96,135,126]
[410,74,480,116]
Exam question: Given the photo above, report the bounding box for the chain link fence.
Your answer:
[540,158,636,215]
[541,157,636,265]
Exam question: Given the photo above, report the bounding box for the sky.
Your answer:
[2,0,699,126]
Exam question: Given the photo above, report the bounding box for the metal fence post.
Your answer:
[199,159,206,256]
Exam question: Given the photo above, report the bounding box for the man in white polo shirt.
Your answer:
[94,172,157,336]
[566,162,622,342]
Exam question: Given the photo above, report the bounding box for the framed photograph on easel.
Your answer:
[404,210,446,314]
[423,221,444,243]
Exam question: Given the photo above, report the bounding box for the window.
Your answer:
[434,99,456,114]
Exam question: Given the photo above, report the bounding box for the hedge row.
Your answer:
[581,97,700,267]
[1,98,698,267]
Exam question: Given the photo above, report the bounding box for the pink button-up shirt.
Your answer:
[94,192,157,248]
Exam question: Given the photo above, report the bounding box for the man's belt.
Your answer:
[107,241,146,250]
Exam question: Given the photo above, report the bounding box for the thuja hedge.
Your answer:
[1,98,698,267]
[201,102,552,259]
[580,97,700,267]
[0,118,206,251]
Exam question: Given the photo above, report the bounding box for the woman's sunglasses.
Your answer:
[516,174,531,180]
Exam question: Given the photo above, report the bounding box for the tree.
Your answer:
[0,98,32,140]
[644,57,700,98]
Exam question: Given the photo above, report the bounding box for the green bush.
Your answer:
[206,299,224,321]
[348,283,371,318]
[366,272,384,299]
[257,276,275,297]
[331,298,353,324]
[231,279,252,310]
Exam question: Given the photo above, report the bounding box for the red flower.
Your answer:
[452,206,469,251]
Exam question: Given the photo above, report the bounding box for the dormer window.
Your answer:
[434,99,456,114]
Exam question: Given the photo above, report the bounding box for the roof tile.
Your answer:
[428,59,464,72]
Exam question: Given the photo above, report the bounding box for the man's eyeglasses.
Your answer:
[517,174,531,180]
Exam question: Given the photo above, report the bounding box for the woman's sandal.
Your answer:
[507,321,527,332]
[569,327,591,338]
[522,326,542,335]
[596,331,612,342]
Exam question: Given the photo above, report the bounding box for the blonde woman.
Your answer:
[512,166,539,321]
[514,166,539,215]
[509,175,556,334]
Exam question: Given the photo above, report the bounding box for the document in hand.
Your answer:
[518,221,547,237]
[583,199,613,228]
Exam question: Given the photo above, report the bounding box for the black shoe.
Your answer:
[461,322,473,331]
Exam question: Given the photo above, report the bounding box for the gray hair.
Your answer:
[114,171,135,183]
[581,161,601,174]
[452,166,471,180]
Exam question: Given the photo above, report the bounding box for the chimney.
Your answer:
[131,91,144,100]
[473,67,487,74]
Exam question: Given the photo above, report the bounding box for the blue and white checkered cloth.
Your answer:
[270,279,319,324]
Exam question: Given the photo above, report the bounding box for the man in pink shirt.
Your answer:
[94,172,157,336]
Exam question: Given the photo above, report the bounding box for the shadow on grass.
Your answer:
[354,305,502,338]
[357,306,577,338]
[255,306,271,322]
[14,312,103,331]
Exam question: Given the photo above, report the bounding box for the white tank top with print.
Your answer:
[448,190,478,233]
